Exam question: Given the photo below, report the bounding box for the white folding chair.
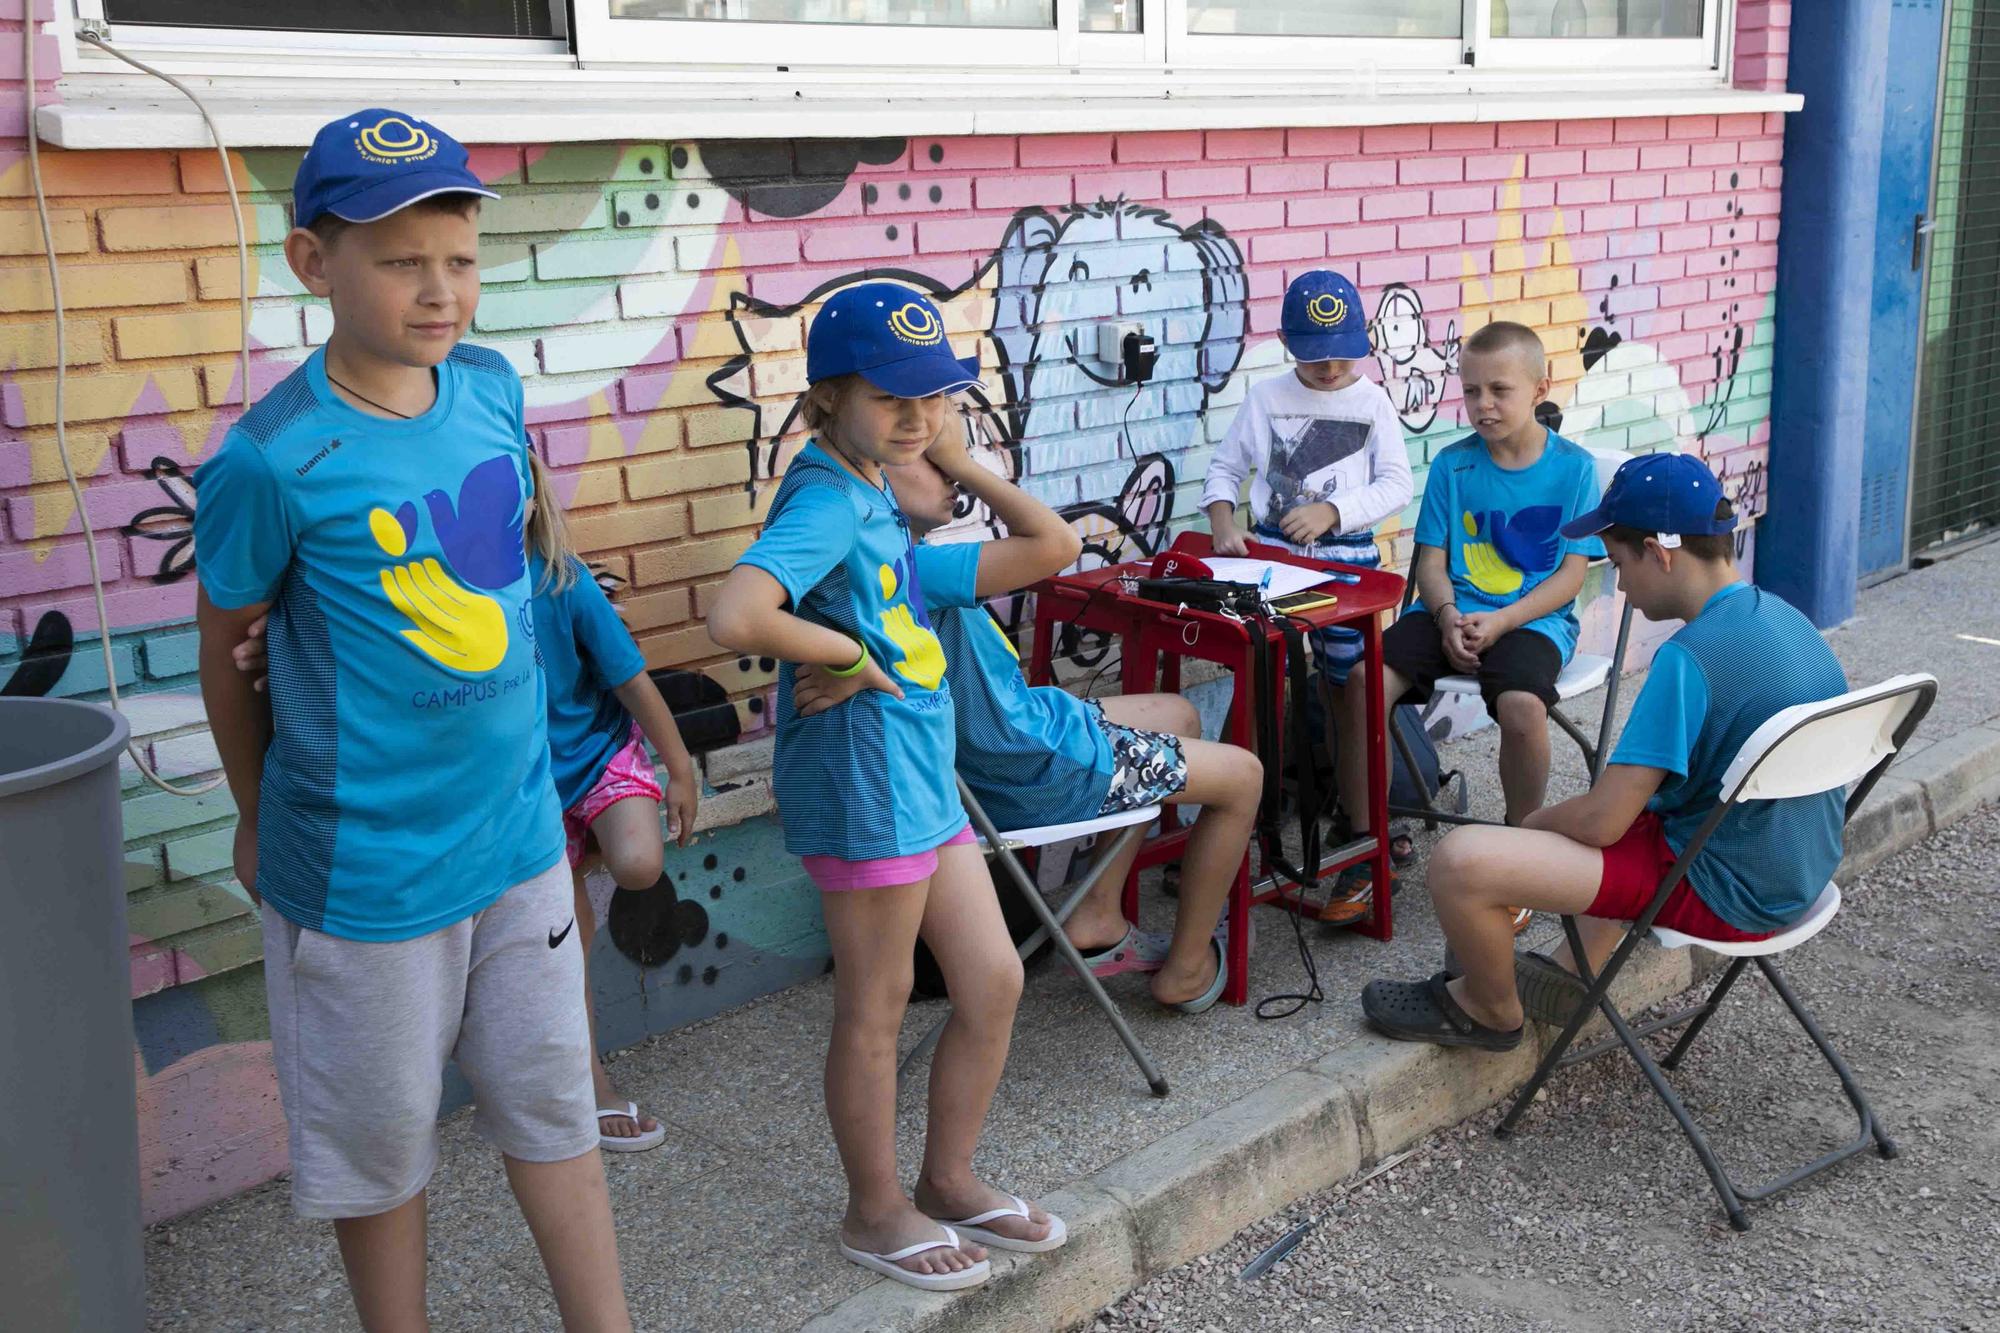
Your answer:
[1496,673,1939,1230]
[896,776,1170,1098]
[1390,446,1638,827]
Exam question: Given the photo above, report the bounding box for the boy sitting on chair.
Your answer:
[793,422,1264,1014]
[1360,453,1849,1050]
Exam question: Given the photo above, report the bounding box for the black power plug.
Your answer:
[1121,330,1158,384]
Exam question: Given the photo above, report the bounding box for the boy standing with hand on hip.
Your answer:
[194,111,631,1332]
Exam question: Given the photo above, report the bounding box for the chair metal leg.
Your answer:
[1548,704,1597,776]
[1387,716,1440,832]
[1661,956,1750,1070]
[1756,957,1898,1163]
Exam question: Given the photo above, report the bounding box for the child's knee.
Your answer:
[602,840,664,892]
[1426,825,1508,900]
[1494,691,1547,737]
[960,949,1024,1013]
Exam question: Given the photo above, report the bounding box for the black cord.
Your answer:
[1118,381,1144,457]
[1255,611,1338,1021]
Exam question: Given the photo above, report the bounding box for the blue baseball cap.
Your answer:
[1281,270,1372,362]
[293,109,498,228]
[806,283,981,397]
[1561,452,1738,545]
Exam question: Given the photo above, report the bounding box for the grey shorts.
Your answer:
[261,857,597,1219]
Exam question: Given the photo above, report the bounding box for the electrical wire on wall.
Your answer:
[24,18,253,796]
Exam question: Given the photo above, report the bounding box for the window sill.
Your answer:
[38,80,1802,149]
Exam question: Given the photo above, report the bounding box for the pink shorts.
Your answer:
[803,823,976,893]
[563,722,665,868]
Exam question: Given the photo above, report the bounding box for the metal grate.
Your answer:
[1913,0,2000,554]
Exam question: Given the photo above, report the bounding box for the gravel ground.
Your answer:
[1093,800,2000,1333]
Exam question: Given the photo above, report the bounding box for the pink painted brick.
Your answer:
[1165,165,1247,198]
[1205,128,1284,159]
[1398,218,1461,249]
[1115,131,1204,163]
[1756,268,1778,293]
[1432,124,1497,150]
[1718,113,1765,138]
[1606,285,1659,316]
[1361,190,1430,222]
[800,221,915,263]
[1252,230,1325,263]
[1017,134,1115,167]
[1670,115,1720,140]
[1428,186,1495,215]
[1659,278,1711,307]
[1688,195,1737,222]
[1661,226,1713,255]
[1637,198,1689,226]
[1074,169,1164,203]
[1528,150,1584,177]
[914,137,1014,171]
[540,424,598,467]
[1359,255,1428,287]
[1464,154,1524,182]
[1708,276,1746,301]
[1246,268,1287,302]
[0,438,109,489]
[1737,0,1773,29]
[118,424,220,474]
[1330,159,1399,189]
[973,172,1074,209]
[1761,165,1784,189]
[1497,122,1558,148]
[1683,303,1733,333]
[1757,218,1782,243]
[1325,224,1398,258]
[1288,196,1360,227]
[864,177,972,214]
[1399,156,1463,186]
[1251,161,1325,194]
[1558,179,1612,206]
[1740,189,1783,215]
[1288,127,1361,156]
[1206,198,1286,231]
[1585,147,1638,173]
[1558,120,1617,146]
[1739,243,1778,269]
[36,580,193,635]
[1737,25,1788,56]
[1615,118,1669,143]
[1613,174,1668,202]
[1568,234,1609,264]
[1633,310,1683,339]
[915,215,1007,254]
[1640,143,1691,170]
[0,538,122,596]
[1362,124,1431,155]
[1516,181,1556,208]
[1247,298,1283,334]
[1427,252,1466,281]
[1608,230,1662,258]
[1740,138,1783,163]
[1690,140,1740,167]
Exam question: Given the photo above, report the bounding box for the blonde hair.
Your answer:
[525,450,582,595]
[1462,320,1548,380]
[801,374,862,437]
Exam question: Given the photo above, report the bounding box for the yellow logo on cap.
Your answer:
[887,301,944,347]
[1307,294,1348,328]
[355,115,438,166]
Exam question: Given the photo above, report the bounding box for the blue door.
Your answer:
[1860,0,1949,579]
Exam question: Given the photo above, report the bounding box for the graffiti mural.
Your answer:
[1369,283,1460,432]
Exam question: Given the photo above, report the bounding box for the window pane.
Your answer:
[1491,0,1702,38]
[1186,1,1459,38]
[609,0,1054,26]
[1081,0,1139,34]
[104,0,553,37]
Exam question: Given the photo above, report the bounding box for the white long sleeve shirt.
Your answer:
[1200,372,1415,537]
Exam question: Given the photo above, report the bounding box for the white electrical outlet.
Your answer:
[1095,322,1145,374]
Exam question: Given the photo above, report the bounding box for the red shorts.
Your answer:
[1589,812,1773,944]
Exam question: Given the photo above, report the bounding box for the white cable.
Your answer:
[27,21,254,796]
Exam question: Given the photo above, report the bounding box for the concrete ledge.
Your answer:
[806,722,2000,1332]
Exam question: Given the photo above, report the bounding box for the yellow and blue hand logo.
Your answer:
[876,557,947,690]
[1460,505,1565,598]
[370,502,509,674]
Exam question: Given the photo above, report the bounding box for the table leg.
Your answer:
[1224,639,1256,1007]
[1360,613,1392,941]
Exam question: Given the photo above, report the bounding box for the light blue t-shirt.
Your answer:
[530,553,648,810]
[737,443,964,860]
[1610,582,1848,932]
[192,345,563,941]
[1409,430,1605,661]
[917,542,1117,831]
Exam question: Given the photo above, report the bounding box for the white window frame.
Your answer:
[571,0,1068,69]
[1474,0,1722,71]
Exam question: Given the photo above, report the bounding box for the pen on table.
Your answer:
[1258,566,1273,597]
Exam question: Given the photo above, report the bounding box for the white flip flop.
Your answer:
[596,1101,667,1154]
[933,1195,1068,1253]
[838,1225,991,1291]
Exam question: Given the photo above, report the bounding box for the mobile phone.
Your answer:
[1270,589,1341,615]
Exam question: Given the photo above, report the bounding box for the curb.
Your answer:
[803,724,2000,1333]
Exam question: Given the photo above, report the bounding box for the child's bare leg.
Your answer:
[1340,664,1411,836]
[588,798,666,892]
[910,842,1050,1243]
[1545,916,1628,978]
[1063,693,1203,950]
[332,1194,429,1333]
[821,879,986,1277]
[571,866,657,1141]
[1425,825,1601,1030]
[505,1150,633,1332]
[1149,737,1262,1007]
[1493,690,1552,827]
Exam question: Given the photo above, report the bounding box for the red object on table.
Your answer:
[1027,530,1406,1007]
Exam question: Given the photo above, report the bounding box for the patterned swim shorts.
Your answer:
[562,721,666,867]
[1085,700,1191,815]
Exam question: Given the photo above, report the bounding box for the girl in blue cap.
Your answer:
[708,282,1066,1291]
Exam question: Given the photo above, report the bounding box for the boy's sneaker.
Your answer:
[1320,862,1393,925]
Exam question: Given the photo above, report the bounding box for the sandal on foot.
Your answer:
[1361,972,1523,1051]
[597,1101,667,1154]
[1164,938,1228,1014]
[838,1226,991,1291]
[1389,831,1417,867]
[1515,950,1589,1026]
[1077,924,1170,978]
[931,1195,1068,1254]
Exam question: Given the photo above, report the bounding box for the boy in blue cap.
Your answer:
[1202,270,1413,918]
[1359,453,1848,1051]
[194,112,632,1328]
